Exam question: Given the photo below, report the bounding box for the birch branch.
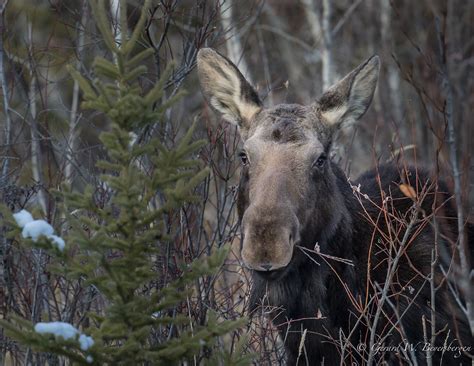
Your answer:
[65,0,87,184]
[110,0,123,48]
[27,20,47,214]
[381,0,403,124]
[220,0,252,83]
[301,0,334,91]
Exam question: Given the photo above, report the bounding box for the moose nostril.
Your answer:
[289,234,293,243]
[260,263,273,271]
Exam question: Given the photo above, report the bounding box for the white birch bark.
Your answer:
[321,0,333,91]
[381,0,403,123]
[110,0,123,48]
[27,21,47,214]
[301,0,334,91]
[65,0,88,184]
[220,0,252,83]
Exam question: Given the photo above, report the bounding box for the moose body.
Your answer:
[247,162,472,365]
[197,48,473,365]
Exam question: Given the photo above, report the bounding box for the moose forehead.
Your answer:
[197,47,380,157]
[245,103,328,150]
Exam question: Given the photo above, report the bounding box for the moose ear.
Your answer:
[197,48,262,129]
[318,56,380,129]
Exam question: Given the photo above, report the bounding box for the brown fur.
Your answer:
[197,48,473,365]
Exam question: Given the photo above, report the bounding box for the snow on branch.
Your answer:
[13,209,66,251]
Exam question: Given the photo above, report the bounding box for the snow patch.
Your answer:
[22,220,54,241]
[34,322,78,340]
[13,209,34,228]
[79,334,95,351]
[34,321,95,354]
[48,234,66,251]
[15,210,66,251]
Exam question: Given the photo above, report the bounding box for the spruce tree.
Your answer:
[0,0,248,364]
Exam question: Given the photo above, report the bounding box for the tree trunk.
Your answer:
[220,0,252,83]
[65,0,88,184]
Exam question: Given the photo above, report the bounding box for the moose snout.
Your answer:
[241,204,300,272]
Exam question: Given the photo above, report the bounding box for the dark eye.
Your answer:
[239,151,249,166]
[313,154,327,169]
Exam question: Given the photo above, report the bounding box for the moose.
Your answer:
[197,48,473,365]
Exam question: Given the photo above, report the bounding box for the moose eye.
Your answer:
[313,154,327,169]
[239,151,249,166]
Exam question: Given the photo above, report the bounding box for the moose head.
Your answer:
[197,48,379,278]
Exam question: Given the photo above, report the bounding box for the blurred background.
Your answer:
[0,0,472,364]
[1,0,472,210]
